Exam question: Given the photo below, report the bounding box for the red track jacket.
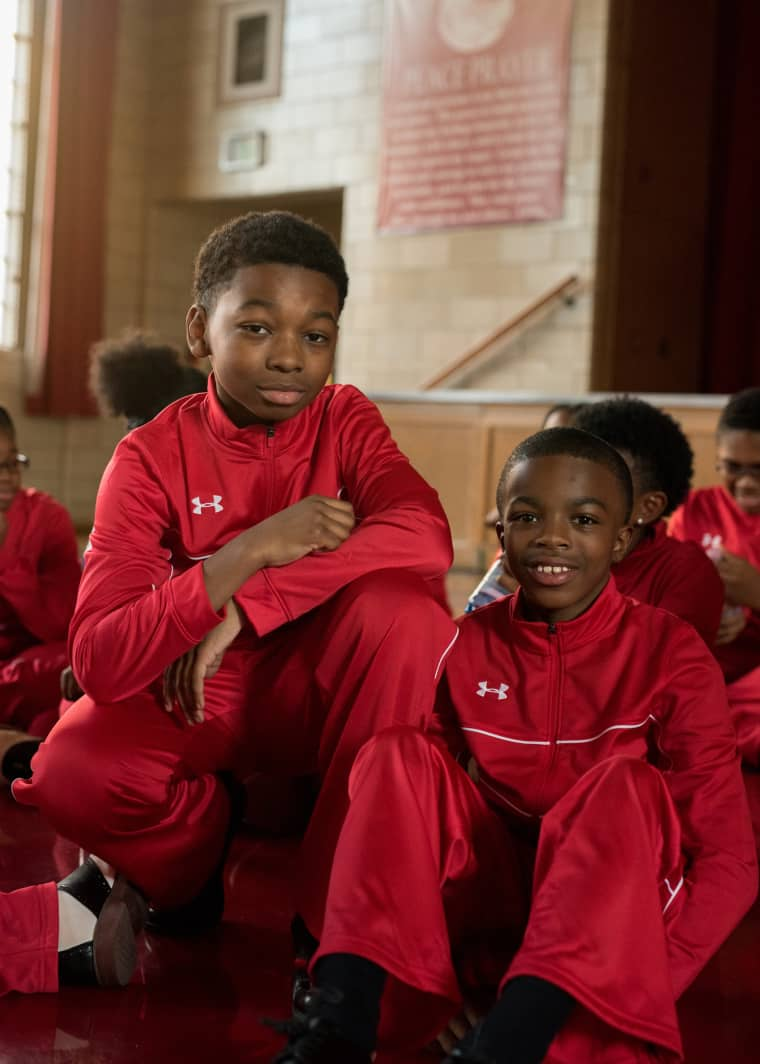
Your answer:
[669,485,760,680]
[70,377,453,703]
[613,520,723,645]
[434,578,757,999]
[0,488,80,659]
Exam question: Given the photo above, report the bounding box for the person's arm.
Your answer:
[714,550,760,611]
[233,390,454,636]
[0,497,80,643]
[658,630,758,997]
[655,545,724,646]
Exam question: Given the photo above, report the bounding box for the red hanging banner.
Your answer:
[378,0,575,232]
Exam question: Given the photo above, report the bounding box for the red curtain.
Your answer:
[701,0,760,393]
[26,0,120,416]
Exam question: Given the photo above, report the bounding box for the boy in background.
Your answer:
[669,387,760,762]
[277,428,756,1064]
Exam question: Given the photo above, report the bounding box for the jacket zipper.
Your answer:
[538,621,562,805]
[265,425,276,513]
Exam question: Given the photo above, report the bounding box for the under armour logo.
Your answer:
[476,681,509,700]
[701,533,722,551]
[191,495,224,515]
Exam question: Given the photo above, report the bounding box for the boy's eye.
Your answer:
[508,512,537,524]
[241,322,270,334]
[573,513,598,526]
[304,331,330,344]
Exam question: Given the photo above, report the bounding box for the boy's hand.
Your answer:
[249,495,355,568]
[435,1004,482,1055]
[163,600,244,724]
[715,606,747,646]
[714,550,760,610]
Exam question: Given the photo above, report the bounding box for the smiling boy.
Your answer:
[278,428,757,1064]
[13,211,456,982]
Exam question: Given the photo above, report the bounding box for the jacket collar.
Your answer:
[201,373,329,457]
[506,576,626,653]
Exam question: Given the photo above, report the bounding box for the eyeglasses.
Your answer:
[0,453,29,476]
[716,458,760,479]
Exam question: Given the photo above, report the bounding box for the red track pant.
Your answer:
[726,667,760,767]
[0,643,68,735]
[14,572,456,930]
[313,728,686,1063]
[0,883,57,995]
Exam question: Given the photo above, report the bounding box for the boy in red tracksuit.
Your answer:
[573,397,723,645]
[275,427,757,1064]
[0,407,80,765]
[669,387,760,763]
[13,211,456,979]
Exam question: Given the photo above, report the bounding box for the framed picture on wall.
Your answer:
[218,0,285,104]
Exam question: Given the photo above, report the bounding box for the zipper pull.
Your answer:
[547,622,557,635]
[266,426,275,446]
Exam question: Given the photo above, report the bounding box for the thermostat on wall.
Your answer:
[218,130,267,172]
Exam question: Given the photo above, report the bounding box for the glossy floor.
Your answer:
[2,781,760,1063]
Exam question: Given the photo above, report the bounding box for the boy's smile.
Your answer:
[499,454,632,623]
[716,430,760,515]
[187,263,339,428]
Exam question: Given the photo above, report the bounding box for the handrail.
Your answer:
[422,274,583,390]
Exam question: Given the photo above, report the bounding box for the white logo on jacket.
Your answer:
[191,495,224,515]
[701,533,723,552]
[476,681,509,700]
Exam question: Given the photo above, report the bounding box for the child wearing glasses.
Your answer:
[0,406,80,780]
[669,387,760,763]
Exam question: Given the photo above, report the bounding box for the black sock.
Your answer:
[312,953,387,1055]
[291,913,319,960]
[1,739,41,783]
[475,976,575,1064]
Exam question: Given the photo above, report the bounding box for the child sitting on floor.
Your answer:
[0,407,80,777]
[276,427,757,1064]
[669,386,760,763]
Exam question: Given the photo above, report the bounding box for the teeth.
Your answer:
[536,565,570,574]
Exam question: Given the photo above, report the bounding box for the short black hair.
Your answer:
[89,331,206,426]
[0,406,14,437]
[497,427,633,522]
[718,388,760,435]
[193,210,349,314]
[574,397,692,516]
[541,402,589,428]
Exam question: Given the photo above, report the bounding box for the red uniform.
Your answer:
[614,520,723,645]
[0,883,58,995]
[0,488,80,734]
[313,580,757,1062]
[669,485,760,761]
[14,378,456,930]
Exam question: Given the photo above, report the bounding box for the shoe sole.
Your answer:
[109,874,149,935]
[92,901,136,987]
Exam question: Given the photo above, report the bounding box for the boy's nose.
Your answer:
[267,335,303,371]
[535,516,570,546]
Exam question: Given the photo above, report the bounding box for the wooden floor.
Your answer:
[2,778,760,1062]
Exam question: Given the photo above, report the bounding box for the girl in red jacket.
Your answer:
[0,407,80,770]
[275,428,757,1064]
[669,388,760,763]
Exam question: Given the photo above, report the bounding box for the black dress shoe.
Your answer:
[290,914,318,1019]
[57,858,148,988]
[268,992,371,1064]
[146,771,246,936]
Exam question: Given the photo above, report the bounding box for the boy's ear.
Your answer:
[633,490,668,526]
[186,305,210,361]
[611,522,634,564]
[496,520,505,551]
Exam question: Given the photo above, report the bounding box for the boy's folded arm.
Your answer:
[235,394,453,635]
[0,500,80,643]
[69,450,224,704]
[659,640,758,996]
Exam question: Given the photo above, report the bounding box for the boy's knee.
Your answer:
[352,725,439,786]
[341,569,442,616]
[582,756,666,807]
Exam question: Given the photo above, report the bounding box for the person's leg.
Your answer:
[0,643,68,732]
[726,667,760,767]
[0,884,58,995]
[276,570,458,937]
[12,674,249,909]
[272,727,525,1061]
[452,757,685,1064]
